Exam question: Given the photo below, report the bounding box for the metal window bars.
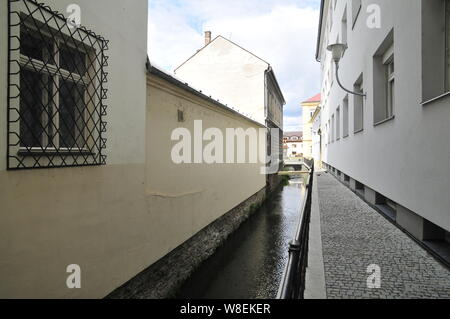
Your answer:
[7,0,109,170]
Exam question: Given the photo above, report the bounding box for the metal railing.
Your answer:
[277,161,314,299]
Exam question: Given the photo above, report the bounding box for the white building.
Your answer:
[174,33,286,190]
[311,106,323,168]
[316,0,450,257]
[283,132,303,158]
[175,33,285,129]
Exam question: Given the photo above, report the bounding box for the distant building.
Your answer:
[175,33,285,128]
[301,93,321,159]
[283,132,303,158]
[174,32,286,191]
[310,105,323,168]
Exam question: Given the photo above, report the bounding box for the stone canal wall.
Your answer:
[107,187,267,299]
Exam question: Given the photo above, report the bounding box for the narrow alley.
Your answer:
[311,172,450,299]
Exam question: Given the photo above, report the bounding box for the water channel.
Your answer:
[176,178,306,299]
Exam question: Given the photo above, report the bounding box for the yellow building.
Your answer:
[301,93,321,159]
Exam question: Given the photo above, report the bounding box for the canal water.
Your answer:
[176,179,306,299]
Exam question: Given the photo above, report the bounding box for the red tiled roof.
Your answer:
[284,131,303,138]
[302,93,321,103]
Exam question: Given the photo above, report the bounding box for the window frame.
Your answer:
[374,40,395,126]
[18,22,92,153]
[421,0,450,104]
[385,57,395,120]
[7,0,109,170]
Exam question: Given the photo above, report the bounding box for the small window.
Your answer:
[422,0,450,101]
[386,58,395,119]
[373,33,395,124]
[178,110,185,122]
[7,0,109,169]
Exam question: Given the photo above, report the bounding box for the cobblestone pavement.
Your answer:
[317,172,450,299]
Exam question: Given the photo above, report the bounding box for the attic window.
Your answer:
[7,0,109,169]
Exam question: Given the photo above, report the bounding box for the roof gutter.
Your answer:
[267,66,286,105]
[315,0,325,62]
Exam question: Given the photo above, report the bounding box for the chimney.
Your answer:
[204,31,212,46]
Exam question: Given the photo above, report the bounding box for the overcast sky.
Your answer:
[148,0,321,132]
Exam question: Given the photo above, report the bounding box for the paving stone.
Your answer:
[317,173,450,299]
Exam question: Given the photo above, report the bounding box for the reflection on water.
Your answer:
[176,179,305,299]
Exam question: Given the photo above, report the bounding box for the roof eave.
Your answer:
[315,0,326,62]
[267,67,286,105]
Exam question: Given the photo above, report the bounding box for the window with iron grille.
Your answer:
[7,0,108,169]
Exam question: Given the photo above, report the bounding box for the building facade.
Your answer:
[311,105,323,168]
[175,34,285,128]
[301,93,321,159]
[0,0,267,298]
[316,0,450,251]
[283,131,303,158]
[174,33,286,190]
